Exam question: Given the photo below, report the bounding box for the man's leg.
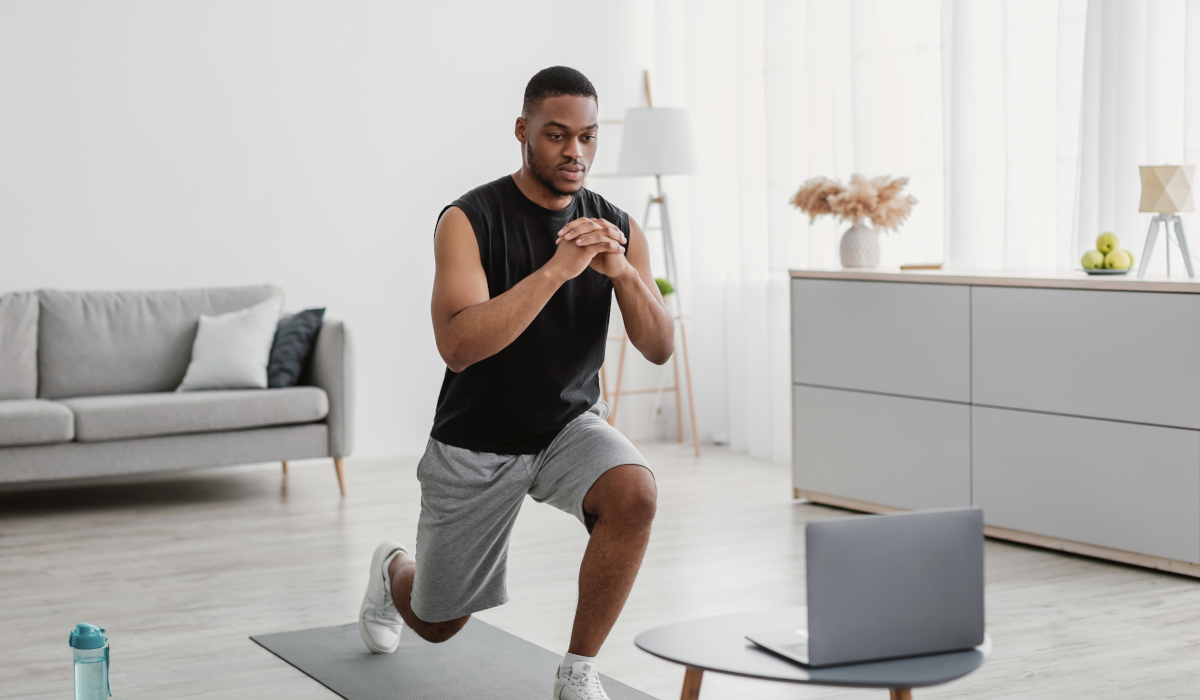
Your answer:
[359,441,528,652]
[569,464,658,656]
[387,551,471,643]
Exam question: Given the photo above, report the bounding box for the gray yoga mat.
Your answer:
[252,619,658,700]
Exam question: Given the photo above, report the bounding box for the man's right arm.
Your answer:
[431,207,621,372]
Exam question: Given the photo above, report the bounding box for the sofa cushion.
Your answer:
[178,296,284,392]
[0,400,74,446]
[59,387,329,442]
[0,292,39,400]
[37,286,282,400]
[268,308,326,388]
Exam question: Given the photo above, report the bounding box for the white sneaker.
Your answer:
[358,541,408,653]
[553,661,610,700]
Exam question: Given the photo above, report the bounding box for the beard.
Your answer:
[526,142,583,199]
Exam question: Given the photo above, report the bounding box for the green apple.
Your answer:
[1081,250,1105,269]
[1105,249,1132,269]
[1097,232,1120,253]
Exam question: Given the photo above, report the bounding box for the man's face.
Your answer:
[518,95,599,198]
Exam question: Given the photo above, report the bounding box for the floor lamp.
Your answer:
[1137,165,1196,279]
[602,90,700,456]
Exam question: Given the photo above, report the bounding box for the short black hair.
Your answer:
[522,66,598,119]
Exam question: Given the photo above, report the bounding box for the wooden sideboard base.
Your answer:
[794,488,1200,579]
[794,489,905,515]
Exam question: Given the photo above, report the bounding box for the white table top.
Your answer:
[789,267,1200,293]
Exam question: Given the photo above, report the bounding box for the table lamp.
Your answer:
[1137,165,1196,278]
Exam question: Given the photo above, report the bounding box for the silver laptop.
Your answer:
[746,507,984,668]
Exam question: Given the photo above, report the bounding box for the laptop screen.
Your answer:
[804,507,985,666]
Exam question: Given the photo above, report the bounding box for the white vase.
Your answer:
[839,219,880,268]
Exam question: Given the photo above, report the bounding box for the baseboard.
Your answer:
[793,488,1200,579]
[794,489,904,515]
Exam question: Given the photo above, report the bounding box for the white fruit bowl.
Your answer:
[1079,268,1132,276]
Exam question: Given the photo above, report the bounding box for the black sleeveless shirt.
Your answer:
[430,175,631,454]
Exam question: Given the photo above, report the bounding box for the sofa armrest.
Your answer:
[310,318,355,458]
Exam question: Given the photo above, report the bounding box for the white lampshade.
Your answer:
[1139,165,1195,213]
[617,107,696,176]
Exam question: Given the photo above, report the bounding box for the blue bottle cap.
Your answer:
[69,623,107,649]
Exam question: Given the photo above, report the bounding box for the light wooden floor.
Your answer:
[4,442,1200,699]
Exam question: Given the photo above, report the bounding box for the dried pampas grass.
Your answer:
[828,174,878,223]
[790,173,917,232]
[790,177,844,223]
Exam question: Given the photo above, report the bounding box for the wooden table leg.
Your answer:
[889,688,912,700]
[680,667,703,700]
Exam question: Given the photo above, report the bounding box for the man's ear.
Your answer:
[515,116,527,144]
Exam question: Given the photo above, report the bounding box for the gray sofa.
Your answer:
[0,285,354,493]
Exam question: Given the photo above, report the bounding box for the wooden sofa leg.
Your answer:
[334,458,346,496]
[282,461,288,475]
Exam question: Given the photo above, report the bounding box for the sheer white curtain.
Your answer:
[1079,0,1200,275]
[650,0,1200,463]
[781,0,1088,272]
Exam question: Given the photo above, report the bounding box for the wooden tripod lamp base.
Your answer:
[601,312,700,457]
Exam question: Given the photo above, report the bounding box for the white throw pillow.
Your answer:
[177,296,283,392]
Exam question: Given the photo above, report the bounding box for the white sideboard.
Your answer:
[791,268,1200,577]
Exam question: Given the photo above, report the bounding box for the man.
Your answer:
[358,66,673,699]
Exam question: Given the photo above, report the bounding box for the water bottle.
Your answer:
[69,623,111,700]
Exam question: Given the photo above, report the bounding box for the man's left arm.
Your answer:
[559,216,674,365]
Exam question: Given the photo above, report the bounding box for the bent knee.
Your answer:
[414,614,470,644]
[422,627,458,644]
[599,467,657,525]
[623,483,658,524]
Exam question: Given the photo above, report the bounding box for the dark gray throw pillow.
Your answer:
[268,308,326,388]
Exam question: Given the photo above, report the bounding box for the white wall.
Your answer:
[0,1,669,457]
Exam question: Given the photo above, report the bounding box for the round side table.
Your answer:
[635,607,990,699]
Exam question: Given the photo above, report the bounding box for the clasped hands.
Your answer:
[548,217,633,282]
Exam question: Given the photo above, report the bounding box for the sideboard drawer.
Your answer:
[973,286,1200,428]
[794,385,971,510]
[973,406,1200,563]
[792,279,970,402]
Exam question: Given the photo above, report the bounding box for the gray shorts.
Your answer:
[410,401,649,623]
